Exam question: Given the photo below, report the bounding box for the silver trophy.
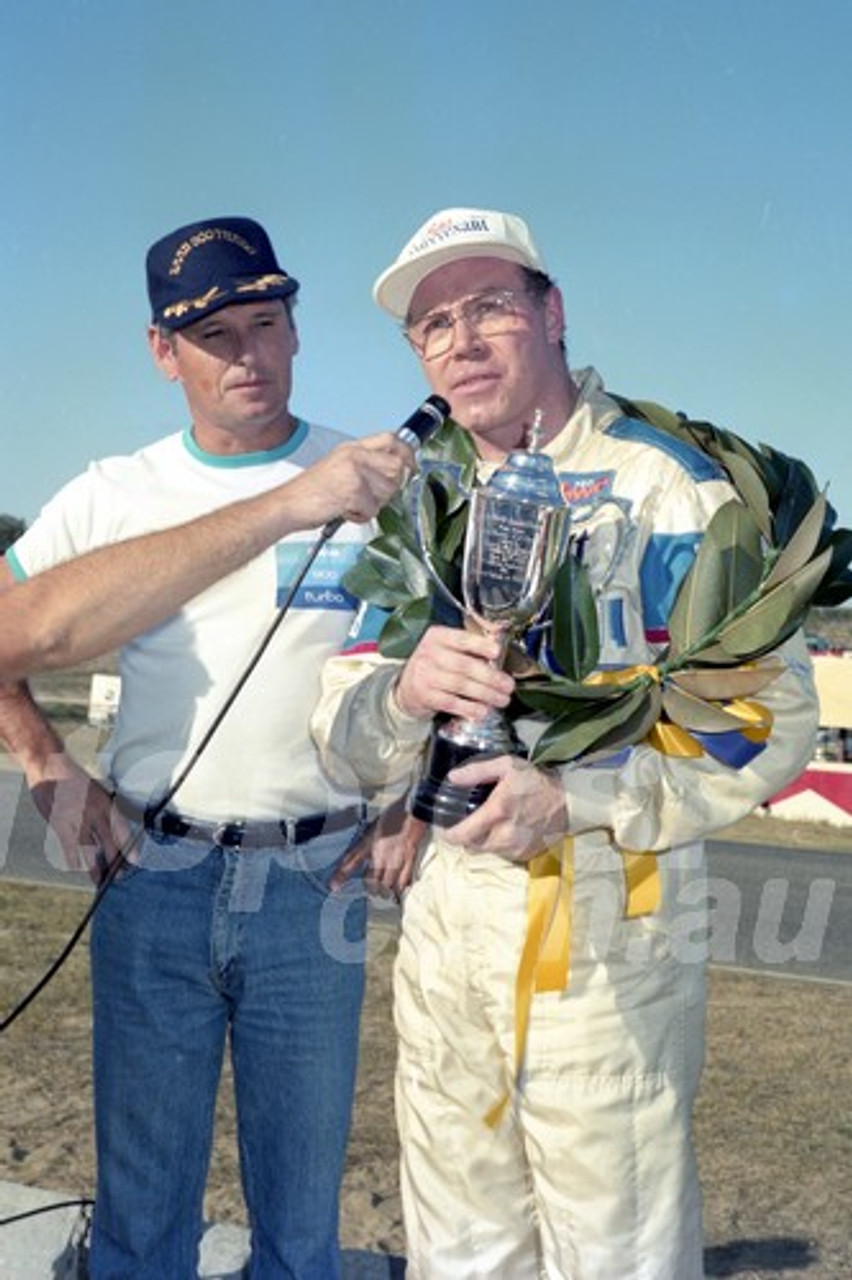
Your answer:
[411,413,571,827]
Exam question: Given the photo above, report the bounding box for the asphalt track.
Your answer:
[2,766,849,984]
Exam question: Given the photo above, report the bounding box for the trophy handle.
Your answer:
[573,486,663,593]
[411,467,470,616]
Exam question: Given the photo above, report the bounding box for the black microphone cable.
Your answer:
[0,527,326,1032]
[0,395,449,1034]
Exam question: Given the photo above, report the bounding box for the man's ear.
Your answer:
[147,324,180,381]
[288,312,300,357]
[543,286,566,347]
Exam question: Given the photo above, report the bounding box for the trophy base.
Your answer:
[409,718,525,828]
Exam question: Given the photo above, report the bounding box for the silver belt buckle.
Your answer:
[213,820,245,849]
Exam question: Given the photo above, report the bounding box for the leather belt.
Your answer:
[116,797,366,850]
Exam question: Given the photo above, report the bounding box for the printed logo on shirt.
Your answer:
[559,470,615,508]
[275,541,362,611]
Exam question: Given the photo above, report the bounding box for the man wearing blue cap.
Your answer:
[0,216,413,1277]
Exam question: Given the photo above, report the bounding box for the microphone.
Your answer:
[394,394,451,449]
[321,395,451,539]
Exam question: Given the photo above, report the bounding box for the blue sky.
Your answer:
[3,0,851,528]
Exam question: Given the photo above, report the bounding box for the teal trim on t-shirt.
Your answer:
[182,418,309,468]
[4,545,27,582]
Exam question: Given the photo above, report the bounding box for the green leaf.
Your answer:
[408,475,466,604]
[814,571,852,608]
[550,554,600,682]
[716,449,773,540]
[752,443,789,504]
[342,538,411,607]
[762,492,828,591]
[437,474,473,521]
[678,420,737,464]
[716,547,833,657]
[662,683,759,734]
[416,470,469,551]
[378,596,433,659]
[530,684,658,765]
[674,641,741,666]
[809,527,852,605]
[668,660,784,700]
[515,675,626,719]
[377,494,419,550]
[576,683,663,762]
[436,502,469,563]
[623,399,684,435]
[423,418,479,468]
[416,474,439,549]
[398,545,433,597]
[668,501,763,654]
[771,453,820,544]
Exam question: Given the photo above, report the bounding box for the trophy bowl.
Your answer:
[410,462,570,827]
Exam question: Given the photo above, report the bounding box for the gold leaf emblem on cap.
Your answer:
[162,286,226,319]
[235,273,290,293]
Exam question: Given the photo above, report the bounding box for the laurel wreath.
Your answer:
[342,400,852,767]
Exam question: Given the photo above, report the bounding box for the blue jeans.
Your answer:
[88,826,368,1279]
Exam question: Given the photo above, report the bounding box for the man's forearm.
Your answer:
[0,431,412,682]
[312,657,431,794]
[0,681,66,780]
[29,488,294,665]
[0,491,282,680]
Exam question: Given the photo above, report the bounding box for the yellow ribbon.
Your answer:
[485,836,659,1128]
[646,696,772,757]
[485,838,573,1128]
[721,697,774,735]
[645,720,704,757]
[485,675,772,1126]
[585,663,661,687]
[588,664,773,757]
[621,850,662,918]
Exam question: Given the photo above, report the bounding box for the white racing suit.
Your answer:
[311,369,819,1279]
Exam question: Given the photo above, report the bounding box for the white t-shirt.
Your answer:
[9,423,373,820]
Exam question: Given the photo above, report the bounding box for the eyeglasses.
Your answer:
[404,288,536,360]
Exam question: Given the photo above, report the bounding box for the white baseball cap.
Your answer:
[373,207,547,319]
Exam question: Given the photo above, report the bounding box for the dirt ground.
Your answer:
[1,685,850,1274]
[1,823,851,1277]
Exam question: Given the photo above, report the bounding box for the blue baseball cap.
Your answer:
[146,216,300,330]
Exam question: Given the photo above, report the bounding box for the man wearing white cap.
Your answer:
[312,208,819,1277]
